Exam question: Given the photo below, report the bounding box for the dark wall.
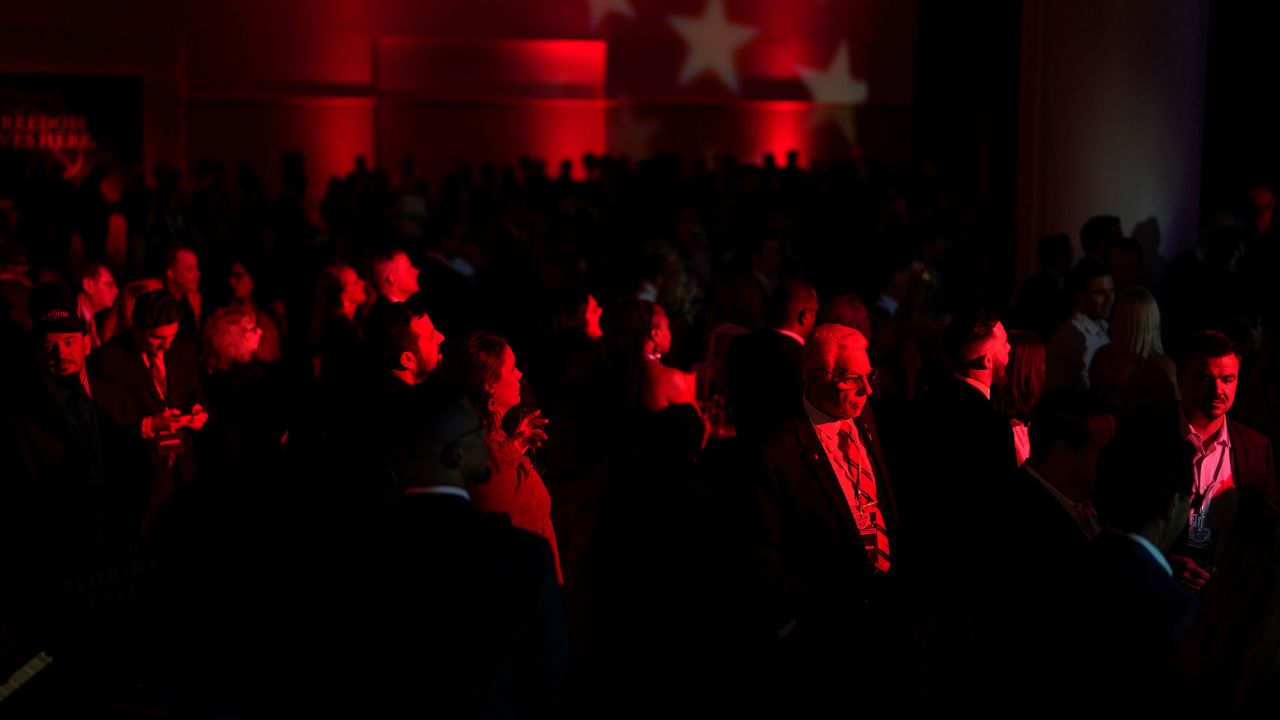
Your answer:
[914,0,1023,302]
[1201,1,1280,214]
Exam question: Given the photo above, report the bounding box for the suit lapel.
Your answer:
[856,416,899,531]
[792,415,860,537]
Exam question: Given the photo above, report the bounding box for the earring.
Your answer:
[488,396,497,410]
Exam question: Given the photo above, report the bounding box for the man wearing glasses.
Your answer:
[750,323,902,713]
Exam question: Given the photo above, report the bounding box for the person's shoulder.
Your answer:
[1228,417,1272,449]
[758,411,808,455]
[95,333,131,360]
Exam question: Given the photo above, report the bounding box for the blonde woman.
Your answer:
[1089,287,1178,413]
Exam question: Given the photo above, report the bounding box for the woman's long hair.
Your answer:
[1109,286,1164,358]
[995,329,1045,420]
[438,330,510,431]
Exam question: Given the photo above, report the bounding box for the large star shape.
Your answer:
[808,104,857,146]
[585,0,635,32]
[610,100,661,158]
[668,0,759,94]
[796,41,868,104]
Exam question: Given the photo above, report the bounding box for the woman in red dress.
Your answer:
[441,331,562,582]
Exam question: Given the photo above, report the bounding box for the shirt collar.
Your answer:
[1071,311,1109,337]
[773,328,806,346]
[403,485,471,502]
[954,374,992,400]
[1187,417,1231,455]
[1124,532,1173,577]
[876,294,899,316]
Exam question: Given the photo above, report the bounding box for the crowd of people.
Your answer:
[2,151,1279,717]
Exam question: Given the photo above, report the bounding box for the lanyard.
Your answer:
[1191,441,1230,514]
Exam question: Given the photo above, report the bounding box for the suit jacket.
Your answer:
[903,375,1017,580]
[751,407,899,642]
[1175,417,1278,565]
[1078,531,1199,712]
[91,332,204,533]
[0,371,150,660]
[1001,466,1094,572]
[331,493,567,718]
[725,329,804,443]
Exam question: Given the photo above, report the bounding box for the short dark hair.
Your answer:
[77,261,110,286]
[1094,421,1193,532]
[371,247,408,276]
[1066,256,1112,293]
[364,302,417,371]
[1180,329,1242,366]
[386,382,479,485]
[1080,215,1120,256]
[767,279,818,328]
[131,289,182,329]
[163,244,197,270]
[942,309,1002,370]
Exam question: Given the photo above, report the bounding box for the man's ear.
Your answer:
[441,441,463,470]
[81,334,92,356]
[400,350,417,373]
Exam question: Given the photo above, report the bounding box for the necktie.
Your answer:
[838,423,891,573]
[149,352,167,402]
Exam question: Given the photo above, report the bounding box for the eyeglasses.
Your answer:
[813,368,877,389]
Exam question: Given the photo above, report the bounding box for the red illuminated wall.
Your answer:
[0,0,918,212]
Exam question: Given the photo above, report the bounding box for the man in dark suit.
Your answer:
[1171,330,1279,591]
[327,384,567,718]
[901,309,1016,714]
[0,294,149,706]
[92,290,206,536]
[749,323,901,712]
[1078,423,1198,714]
[725,278,818,442]
[903,309,1017,575]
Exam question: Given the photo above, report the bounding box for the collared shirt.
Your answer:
[1125,532,1173,577]
[1023,463,1101,540]
[803,395,890,572]
[773,328,806,346]
[955,374,992,401]
[1071,311,1110,386]
[403,485,471,502]
[1186,419,1233,517]
[803,396,877,515]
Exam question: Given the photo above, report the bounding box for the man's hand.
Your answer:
[1169,554,1213,591]
[150,408,184,434]
[188,403,210,431]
